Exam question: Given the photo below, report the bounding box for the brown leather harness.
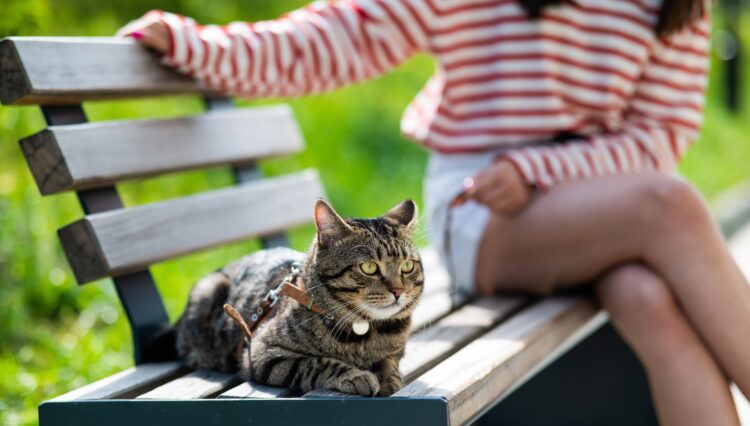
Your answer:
[223,263,329,358]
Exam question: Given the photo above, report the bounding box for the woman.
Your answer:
[118,1,750,424]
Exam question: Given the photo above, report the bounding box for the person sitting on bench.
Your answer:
[117,1,750,424]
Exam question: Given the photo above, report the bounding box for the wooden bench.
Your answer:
[2,37,663,425]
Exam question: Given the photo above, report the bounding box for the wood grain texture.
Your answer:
[218,382,292,399]
[0,38,32,107]
[50,362,186,401]
[0,37,212,105]
[21,105,304,194]
[136,370,241,400]
[59,170,325,284]
[304,296,525,399]
[401,297,526,382]
[394,297,598,426]
[411,247,466,331]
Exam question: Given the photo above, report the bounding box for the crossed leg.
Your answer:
[597,264,738,425]
[475,173,750,425]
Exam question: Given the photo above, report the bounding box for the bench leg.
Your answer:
[475,321,658,426]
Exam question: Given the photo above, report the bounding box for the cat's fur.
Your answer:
[175,199,423,396]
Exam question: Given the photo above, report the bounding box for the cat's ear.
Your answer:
[384,199,418,233]
[314,199,352,248]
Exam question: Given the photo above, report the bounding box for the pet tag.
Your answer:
[352,321,369,335]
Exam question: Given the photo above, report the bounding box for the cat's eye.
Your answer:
[401,259,415,274]
[360,261,379,275]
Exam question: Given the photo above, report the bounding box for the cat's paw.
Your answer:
[327,370,380,396]
[377,375,402,397]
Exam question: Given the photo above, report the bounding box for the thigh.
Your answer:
[475,172,679,294]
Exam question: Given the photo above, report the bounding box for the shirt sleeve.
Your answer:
[150,0,435,98]
[500,14,711,189]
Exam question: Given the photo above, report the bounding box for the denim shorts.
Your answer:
[424,150,503,296]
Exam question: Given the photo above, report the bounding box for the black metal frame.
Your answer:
[39,397,450,426]
[41,97,290,364]
[722,0,742,112]
[42,104,173,364]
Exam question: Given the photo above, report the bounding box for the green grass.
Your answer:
[1,2,750,425]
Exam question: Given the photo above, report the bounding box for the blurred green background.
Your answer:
[1,1,749,424]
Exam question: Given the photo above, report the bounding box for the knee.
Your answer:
[596,264,678,331]
[638,175,713,235]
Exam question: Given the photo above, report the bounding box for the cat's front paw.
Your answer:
[377,375,402,397]
[327,370,380,396]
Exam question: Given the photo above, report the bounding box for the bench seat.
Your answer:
[42,250,599,425]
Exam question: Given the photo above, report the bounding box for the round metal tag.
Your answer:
[352,321,369,335]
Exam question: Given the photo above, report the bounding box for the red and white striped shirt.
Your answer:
[155,0,710,188]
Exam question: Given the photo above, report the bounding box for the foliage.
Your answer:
[0,1,748,425]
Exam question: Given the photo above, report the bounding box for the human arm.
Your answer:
[464,14,711,216]
[117,1,435,98]
[498,15,711,189]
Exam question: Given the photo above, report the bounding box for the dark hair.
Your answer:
[519,0,706,38]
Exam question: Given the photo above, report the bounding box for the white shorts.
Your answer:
[424,150,503,296]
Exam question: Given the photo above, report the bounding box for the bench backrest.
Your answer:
[0,37,326,364]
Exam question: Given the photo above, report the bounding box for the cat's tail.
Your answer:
[175,271,233,371]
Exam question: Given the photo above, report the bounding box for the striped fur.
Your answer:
[176,200,422,396]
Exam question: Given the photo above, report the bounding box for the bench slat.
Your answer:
[401,296,526,382]
[0,37,210,105]
[303,296,524,399]
[218,382,292,399]
[137,370,241,400]
[394,297,597,426]
[59,170,325,283]
[410,247,468,331]
[21,106,303,195]
[50,362,186,401]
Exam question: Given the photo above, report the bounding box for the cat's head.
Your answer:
[307,199,423,324]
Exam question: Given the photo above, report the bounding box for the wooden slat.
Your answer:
[401,297,526,382]
[137,370,241,400]
[304,296,525,399]
[0,37,211,105]
[394,297,598,426]
[50,362,186,401]
[411,247,465,331]
[59,170,325,284]
[21,105,303,194]
[218,382,291,399]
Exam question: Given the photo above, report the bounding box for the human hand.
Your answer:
[458,160,534,217]
[116,11,171,54]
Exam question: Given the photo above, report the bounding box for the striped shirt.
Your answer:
[155,0,710,188]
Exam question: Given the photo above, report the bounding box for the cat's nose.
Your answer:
[391,289,403,298]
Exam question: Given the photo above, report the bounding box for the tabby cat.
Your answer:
[175,199,423,396]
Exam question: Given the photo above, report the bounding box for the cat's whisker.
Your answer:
[291,299,359,328]
[332,304,368,340]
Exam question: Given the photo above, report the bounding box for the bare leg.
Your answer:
[596,264,739,426]
[475,173,750,398]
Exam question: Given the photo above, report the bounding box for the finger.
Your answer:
[468,172,501,200]
[115,21,140,37]
[115,13,161,37]
[475,187,507,212]
[140,29,170,53]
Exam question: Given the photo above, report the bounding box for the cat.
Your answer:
[175,199,424,396]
